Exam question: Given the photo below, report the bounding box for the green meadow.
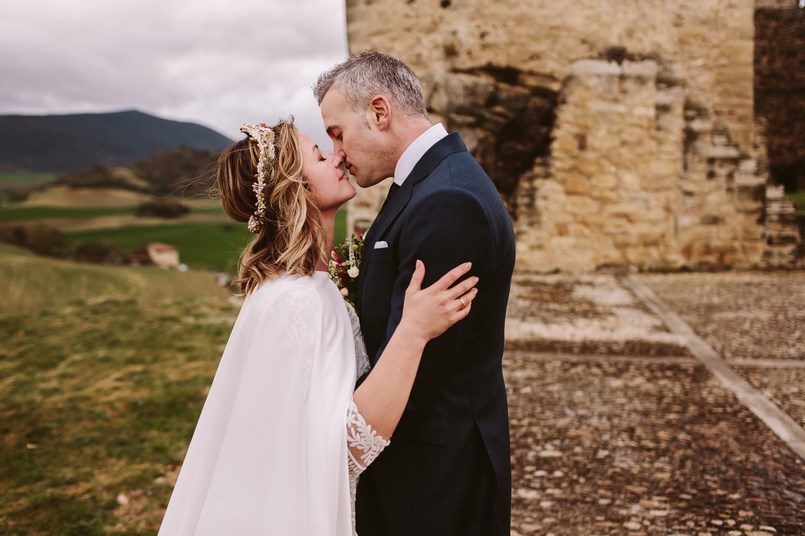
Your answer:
[0,186,350,533]
[0,239,239,534]
[2,197,347,274]
[0,172,57,184]
[0,206,135,223]
[0,173,58,205]
[67,222,251,274]
[65,209,346,273]
[0,293,237,535]
[0,243,231,315]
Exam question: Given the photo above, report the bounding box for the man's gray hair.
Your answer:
[313,51,428,118]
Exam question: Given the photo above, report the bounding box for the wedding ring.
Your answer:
[459,297,466,309]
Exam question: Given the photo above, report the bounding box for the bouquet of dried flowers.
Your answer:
[328,232,364,308]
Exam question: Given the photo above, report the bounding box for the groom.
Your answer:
[315,52,515,536]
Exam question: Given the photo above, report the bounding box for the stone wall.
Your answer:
[764,185,802,267]
[344,0,790,270]
[515,60,683,271]
[347,0,757,149]
[756,0,798,9]
[513,59,767,271]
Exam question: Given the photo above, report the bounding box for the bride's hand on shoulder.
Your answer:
[399,260,478,344]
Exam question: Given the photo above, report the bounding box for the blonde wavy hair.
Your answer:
[217,119,325,295]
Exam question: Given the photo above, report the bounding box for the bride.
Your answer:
[158,120,478,535]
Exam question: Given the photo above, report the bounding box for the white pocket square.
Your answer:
[374,241,389,249]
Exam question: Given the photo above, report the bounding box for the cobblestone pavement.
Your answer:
[505,272,805,535]
[506,274,690,357]
[640,272,805,434]
[637,272,804,362]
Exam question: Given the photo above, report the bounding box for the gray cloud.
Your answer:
[0,0,348,146]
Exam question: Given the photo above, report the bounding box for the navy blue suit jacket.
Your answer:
[355,132,515,535]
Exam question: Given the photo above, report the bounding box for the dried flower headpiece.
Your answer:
[240,123,276,233]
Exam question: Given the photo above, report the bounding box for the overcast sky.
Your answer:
[0,0,349,146]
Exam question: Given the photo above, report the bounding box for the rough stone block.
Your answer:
[569,60,623,77]
[563,195,600,216]
[589,188,620,202]
[564,174,591,195]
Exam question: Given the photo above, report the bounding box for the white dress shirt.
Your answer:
[393,123,448,187]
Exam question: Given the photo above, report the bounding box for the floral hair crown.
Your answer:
[240,122,276,233]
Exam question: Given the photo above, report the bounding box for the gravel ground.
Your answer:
[729,366,805,431]
[505,355,805,535]
[638,270,805,464]
[636,272,805,361]
[505,270,805,535]
[506,274,689,357]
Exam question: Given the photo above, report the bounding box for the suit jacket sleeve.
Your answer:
[379,186,495,401]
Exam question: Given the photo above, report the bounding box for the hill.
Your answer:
[0,242,232,315]
[56,146,219,197]
[0,110,232,174]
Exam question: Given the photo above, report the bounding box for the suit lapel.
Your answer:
[358,132,468,306]
[366,133,467,243]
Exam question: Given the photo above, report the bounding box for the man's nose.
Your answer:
[331,152,344,168]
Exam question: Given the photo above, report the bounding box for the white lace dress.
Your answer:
[158,272,387,536]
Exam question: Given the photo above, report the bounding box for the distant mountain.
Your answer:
[0,110,232,174]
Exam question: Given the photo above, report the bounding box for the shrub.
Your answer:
[136,199,191,219]
[0,189,30,205]
[133,147,217,196]
[73,241,124,264]
[0,223,71,257]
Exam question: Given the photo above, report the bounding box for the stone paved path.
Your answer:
[505,271,805,535]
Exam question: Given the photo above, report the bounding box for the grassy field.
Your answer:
[334,207,347,244]
[67,222,251,274]
[21,186,152,208]
[0,206,137,223]
[0,243,231,315]
[0,295,237,535]
[1,182,348,270]
[0,173,353,533]
[0,211,347,533]
[0,242,239,533]
[0,173,59,205]
[0,172,57,184]
[64,209,347,274]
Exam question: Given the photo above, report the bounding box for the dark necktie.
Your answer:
[380,182,400,213]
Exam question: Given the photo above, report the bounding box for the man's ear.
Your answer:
[369,96,392,131]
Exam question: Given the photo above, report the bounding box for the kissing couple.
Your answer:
[158,52,515,536]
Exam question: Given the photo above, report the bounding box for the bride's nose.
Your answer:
[331,152,344,168]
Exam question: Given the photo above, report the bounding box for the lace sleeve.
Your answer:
[346,400,390,477]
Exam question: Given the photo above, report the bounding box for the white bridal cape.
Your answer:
[158,272,383,536]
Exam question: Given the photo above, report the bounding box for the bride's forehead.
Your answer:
[297,132,315,148]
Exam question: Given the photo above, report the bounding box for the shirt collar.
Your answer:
[393,123,448,186]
